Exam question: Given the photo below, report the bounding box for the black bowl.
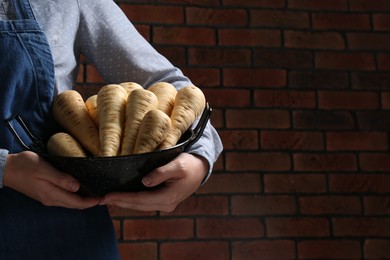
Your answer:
[9,104,212,197]
[43,132,190,196]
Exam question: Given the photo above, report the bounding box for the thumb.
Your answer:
[44,170,80,192]
[142,165,173,187]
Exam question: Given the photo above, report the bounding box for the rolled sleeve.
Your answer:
[0,149,9,189]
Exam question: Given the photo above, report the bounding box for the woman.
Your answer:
[0,0,223,259]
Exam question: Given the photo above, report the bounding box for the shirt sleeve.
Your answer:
[75,0,223,180]
[0,149,9,189]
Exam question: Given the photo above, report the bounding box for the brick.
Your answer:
[326,132,388,151]
[289,70,349,89]
[223,0,285,8]
[180,68,220,87]
[187,7,247,26]
[197,217,264,238]
[294,111,355,130]
[226,152,291,172]
[161,196,228,216]
[226,109,290,129]
[364,196,390,215]
[261,130,324,151]
[364,240,390,259]
[231,195,297,215]
[284,31,345,50]
[360,153,390,172]
[197,173,262,194]
[299,196,362,215]
[378,53,390,70]
[232,240,295,260]
[333,217,390,237]
[218,130,259,150]
[374,14,390,31]
[318,91,379,110]
[330,174,390,193]
[288,0,348,10]
[160,242,229,260]
[123,219,193,240]
[212,155,224,172]
[160,0,220,6]
[352,72,390,90]
[350,0,390,11]
[254,90,316,108]
[108,205,157,217]
[266,217,330,238]
[298,240,362,259]
[85,64,104,83]
[188,47,251,66]
[209,108,224,128]
[313,13,370,30]
[382,92,390,109]
[254,49,313,68]
[156,46,186,66]
[294,153,357,172]
[203,89,250,108]
[264,174,327,193]
[154,27,215,46]
[120,5,184,24]
[219,29,281,47]
[357,111,390,130]
[348,33,390,50]
[118,243,157,260]
[251,10,309,28]
[315,52,375,71]
[134,24,151,42]
[224,68,287,87]
[76,63,84,83]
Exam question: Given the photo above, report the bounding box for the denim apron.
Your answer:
[0,0,120,259]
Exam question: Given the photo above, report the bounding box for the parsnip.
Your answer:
[85,94,99,127]
[47,132,87,157]
[97,84,128,157]
[160,85,206,149]
[119,82,143,96]
[133,109,171,154]
[120,89,158,155]
[52,90,100,156]
[148,82,177,116]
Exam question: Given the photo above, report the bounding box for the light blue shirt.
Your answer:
[0,0,223,188]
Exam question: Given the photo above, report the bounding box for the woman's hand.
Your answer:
[3,151,99,209]
[101,153,208,212]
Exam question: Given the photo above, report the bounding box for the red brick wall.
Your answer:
[76,1,390,259]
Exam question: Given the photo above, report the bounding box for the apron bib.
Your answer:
[0,0,119,259]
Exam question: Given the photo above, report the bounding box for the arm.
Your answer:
[76,0,223,211]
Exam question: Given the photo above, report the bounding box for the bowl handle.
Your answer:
[5,114,46,153]
[183,102,212,151]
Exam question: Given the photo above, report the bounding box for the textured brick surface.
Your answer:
[74,1,390,258]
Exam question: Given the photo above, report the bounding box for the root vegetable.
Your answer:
[119,82,143,95]
[47,132,87,157]
[160,85,205,149]
[85,95,99,127]
[148,82,177,116]
[133,109,171,154]
[97,84,128,156]
[120,89,158,155]
[52,90,100,156]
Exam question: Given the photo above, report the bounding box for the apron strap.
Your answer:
[11,0,35,20]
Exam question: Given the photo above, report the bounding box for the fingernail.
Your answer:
[142,176,151,186]
[69,181,79,192]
